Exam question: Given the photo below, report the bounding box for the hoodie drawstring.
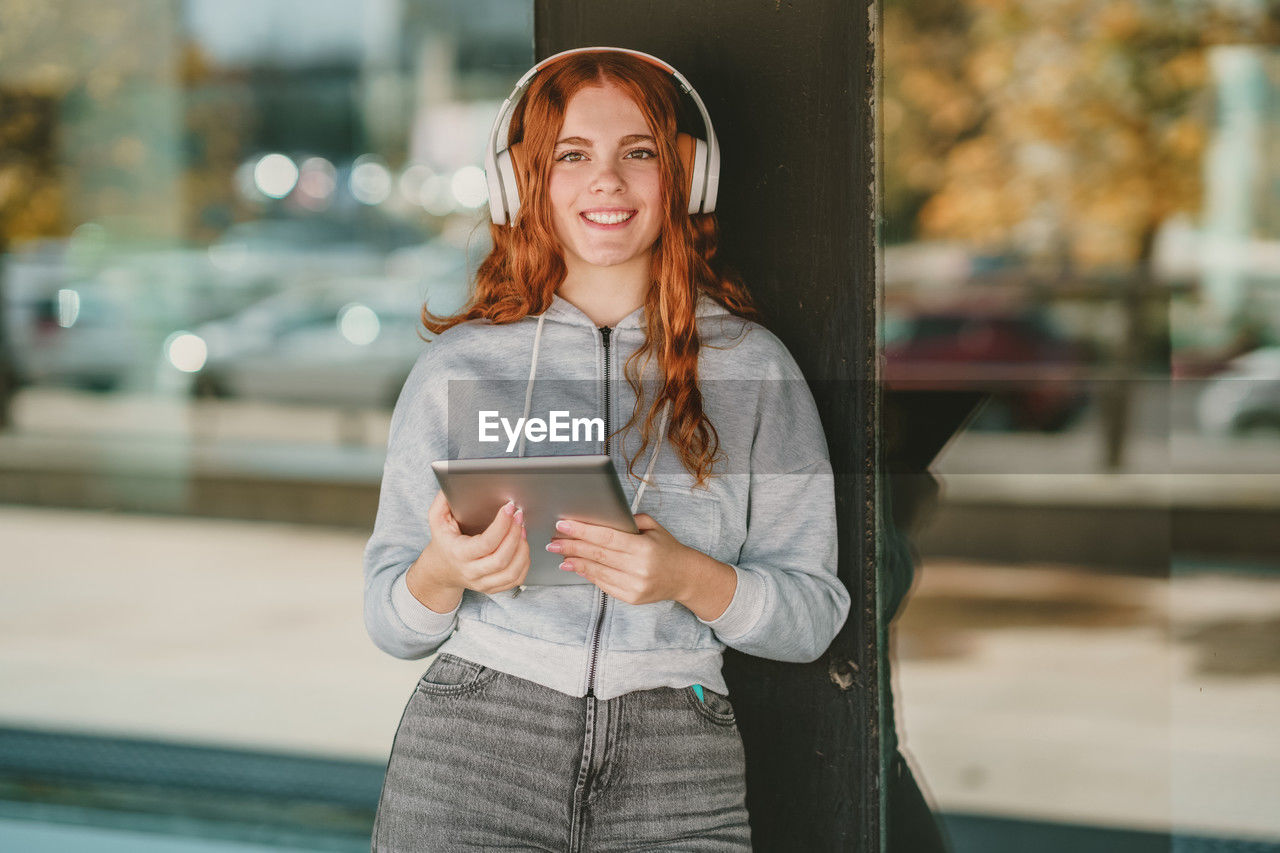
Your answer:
[514,313,546,459]
[515,312,668,509]
[511,314,667,598]
[630,402,669,513]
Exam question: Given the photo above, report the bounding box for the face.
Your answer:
[547,82,664,272]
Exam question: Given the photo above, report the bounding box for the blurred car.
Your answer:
[2,239,127,392]
[4,239,277,393]
[1197,347,1280,435]
[18,283,146,392]
[883,308,1093,432]
[162,273,468,409]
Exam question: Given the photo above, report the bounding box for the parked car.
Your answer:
[162,273,468,409]
[4,239,276,393]
[883,308,1093,431]
[1198,347,1280,435]
[18,283,150,392]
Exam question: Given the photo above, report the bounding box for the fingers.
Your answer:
[546,535,622,569]
[560,556,627,598]
[484,508,526,573]
[633,513,660,531]
[554,518,625,550]
[428,490,450,526]
[463,500,519,559]
[498,536,533,591]
[480,524,531,594]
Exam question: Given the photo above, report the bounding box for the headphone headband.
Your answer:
[484,46,720,225]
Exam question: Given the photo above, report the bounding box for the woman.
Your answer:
[364,47,850,852]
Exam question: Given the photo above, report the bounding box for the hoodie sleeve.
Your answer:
[694,340,851,663]
[362,348,460,660]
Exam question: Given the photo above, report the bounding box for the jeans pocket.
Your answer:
[686,685,737,727]
[415,653,497,696]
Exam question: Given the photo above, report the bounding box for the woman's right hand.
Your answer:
[407,492,531,611]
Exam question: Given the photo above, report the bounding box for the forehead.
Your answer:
[558,82,651,139]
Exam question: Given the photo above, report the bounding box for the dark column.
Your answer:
[534,4,880,850]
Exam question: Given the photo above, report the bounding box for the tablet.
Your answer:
[430,455,639,587]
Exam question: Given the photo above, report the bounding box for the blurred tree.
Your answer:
[0,0,184,241]
[177,38,254,243]
[0,90,58,426]
[0,0,249,424]
[0,0,250,247]
[881,0,1273,467]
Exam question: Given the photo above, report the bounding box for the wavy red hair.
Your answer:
[424,50,756,486]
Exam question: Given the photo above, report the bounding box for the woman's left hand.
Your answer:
[547,514,700,606]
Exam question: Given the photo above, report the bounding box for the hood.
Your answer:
[508,290,738,511]
[539,292,732,331]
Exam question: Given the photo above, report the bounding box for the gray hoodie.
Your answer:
[363,292,849,700]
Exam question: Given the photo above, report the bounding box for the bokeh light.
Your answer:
[297,156,337,204]
[253,153,299,199]
[350,155,392,205]
[338,303,381,345]
[450,165,488,209]
[165,331,209,373]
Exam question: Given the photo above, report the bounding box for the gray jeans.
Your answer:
[372,653,752,852]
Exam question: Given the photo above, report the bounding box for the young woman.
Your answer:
[364,47,850,851]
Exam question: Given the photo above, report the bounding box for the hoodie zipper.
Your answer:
[585,325,613,697]
[600,326,613,451]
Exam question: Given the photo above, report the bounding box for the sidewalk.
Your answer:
[1,504,1277,842]
[893,559,1280,842]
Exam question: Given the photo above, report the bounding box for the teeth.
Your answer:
[582,211,634,225]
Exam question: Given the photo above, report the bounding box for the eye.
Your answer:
[555,150,586,162]
[625,148,657,160]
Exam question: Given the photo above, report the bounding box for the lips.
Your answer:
[580,209,636,226]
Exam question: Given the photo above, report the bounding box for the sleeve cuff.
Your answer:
[392,570,460,636]
[695,564,767,642]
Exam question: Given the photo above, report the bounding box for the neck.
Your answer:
[556,251,650,328]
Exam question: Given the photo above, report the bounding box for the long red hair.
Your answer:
[424,51,756,486]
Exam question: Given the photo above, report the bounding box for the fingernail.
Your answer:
[513,508,524,526]
[503,501,516,516]
[560,561,574,571]
[545,541,562,553]
[555,520,573,534]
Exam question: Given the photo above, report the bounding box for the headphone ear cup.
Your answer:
[493,145,522,225]
[690,137,709,214]
[676,132,708,215]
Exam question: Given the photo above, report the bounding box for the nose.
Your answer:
[588,161,624,194]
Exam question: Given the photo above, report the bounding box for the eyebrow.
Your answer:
[554,134,655,147]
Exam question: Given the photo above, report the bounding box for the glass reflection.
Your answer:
[882,0,1278,849]
[0,0,533,846]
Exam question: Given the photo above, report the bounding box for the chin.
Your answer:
[582,252,640,268]
[572,245,647,268]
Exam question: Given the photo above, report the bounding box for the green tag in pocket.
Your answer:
[692,684,704,702]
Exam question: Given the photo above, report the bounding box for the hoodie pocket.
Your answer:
[608,482,723,651]
[645,479,722,558]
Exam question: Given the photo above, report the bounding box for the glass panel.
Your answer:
[0,0,532,845]
[881,1,1279,850]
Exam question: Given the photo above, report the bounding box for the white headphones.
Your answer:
[484,46,721,226]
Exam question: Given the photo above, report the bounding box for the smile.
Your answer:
[581,210,636,226]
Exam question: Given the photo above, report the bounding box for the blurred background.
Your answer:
[880,0,1280,850]
[0,0,1276,851]
[0,0,533,849]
